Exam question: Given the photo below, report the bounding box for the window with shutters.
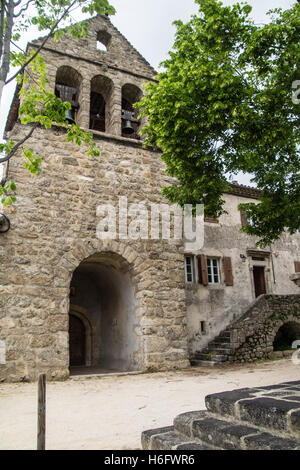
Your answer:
[207,258,221,284]
[198,255,233,286]
[184,255,194,283]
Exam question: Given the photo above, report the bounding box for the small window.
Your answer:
[96,40,107,51]
[207,258,221,284]
[200,321,207,335]
[96,30,111,52]
[184,255,194,283]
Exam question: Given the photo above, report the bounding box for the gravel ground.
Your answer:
[0,358,299,450]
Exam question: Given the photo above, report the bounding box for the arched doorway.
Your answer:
[68,252,140,375]
[273,321,300,351]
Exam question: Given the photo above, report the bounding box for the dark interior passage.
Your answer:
[69,314,85,366]
[68,253,140,375]
[273,321,300,351]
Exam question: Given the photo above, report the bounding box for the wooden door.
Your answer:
[69,314,85,366]
[253,266,266,298]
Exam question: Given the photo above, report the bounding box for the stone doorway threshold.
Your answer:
[69,366,143,379]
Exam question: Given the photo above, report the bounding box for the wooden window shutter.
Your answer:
[294,261,300,273]
[223,257,234,286]
[197,254,208,286]
[240,210,248,228]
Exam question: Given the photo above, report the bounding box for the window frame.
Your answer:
[206,257,221,285]
[184,255,195,284]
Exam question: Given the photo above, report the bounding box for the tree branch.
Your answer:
[10,37,40,86]
[0,122,39,163]
[13,0,35,18]
[5,0,79,86]
[0,0,14,83]
[0,0,6,59]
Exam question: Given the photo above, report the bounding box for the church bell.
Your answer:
[122,119,134,135]
[122,109,136,135]
[65,109,76,125]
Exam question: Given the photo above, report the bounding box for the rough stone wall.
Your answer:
[31,15,157,80]
[0,15,190,382]
[0,124,190,382]
[226,294,300,362]
[186,193,300,356]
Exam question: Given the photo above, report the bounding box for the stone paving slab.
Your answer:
[142,380,300,450]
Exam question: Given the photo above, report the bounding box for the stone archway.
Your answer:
[54,238,189,378]
[68,250,141,375]
[273,321,300,351]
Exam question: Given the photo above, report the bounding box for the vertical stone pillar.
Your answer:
[76,78,91,129]
[107,84,122,136]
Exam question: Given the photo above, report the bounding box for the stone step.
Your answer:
[205,381,300,438]
[141,381,300,450]
[173,410,300,450]
[207,347,233,355]
[190,359,220,367]
[195,353,228,362]
[214,332,231,342]
[141,425,214,450]
[208,342,233,350]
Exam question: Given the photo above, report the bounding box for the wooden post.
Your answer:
[37,374,46,450]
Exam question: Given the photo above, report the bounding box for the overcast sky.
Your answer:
[0,0,296,184]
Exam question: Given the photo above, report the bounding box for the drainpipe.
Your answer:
[270,244,276,285]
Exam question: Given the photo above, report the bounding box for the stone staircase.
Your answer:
[190,294,300,366]
[141,380,300,450]
[191,330,234,366]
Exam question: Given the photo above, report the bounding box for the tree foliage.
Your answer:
[138,0,300,246]
[0,0,115,206]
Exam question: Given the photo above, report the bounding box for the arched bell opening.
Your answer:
[68,252,140,376]
[273,321,300,351]
[55,66,82,124]
[121,84,142,139]
[89,75,113,133]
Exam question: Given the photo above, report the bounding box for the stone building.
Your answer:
[0,15,300,382]
[185,184,300,360]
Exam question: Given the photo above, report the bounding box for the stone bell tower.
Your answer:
[0,15,190,382]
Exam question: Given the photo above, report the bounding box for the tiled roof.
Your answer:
[226,182,261,199]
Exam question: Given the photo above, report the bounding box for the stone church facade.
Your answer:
[0,15,300,382]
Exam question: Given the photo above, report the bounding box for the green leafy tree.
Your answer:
[0,0,115,206]
[138,0,300,246]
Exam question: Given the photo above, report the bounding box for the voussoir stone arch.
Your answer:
[270,319,300,350]
[58,239,147,315]
[64,239,150,373]
[62,239,142,277]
